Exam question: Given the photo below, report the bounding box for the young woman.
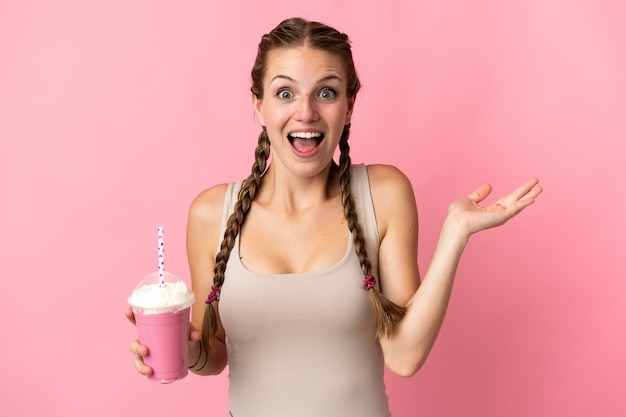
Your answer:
[127,17,542,416]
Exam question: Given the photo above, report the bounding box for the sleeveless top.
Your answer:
[218,164,391,417]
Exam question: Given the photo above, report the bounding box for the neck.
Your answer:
[256,162,340,213]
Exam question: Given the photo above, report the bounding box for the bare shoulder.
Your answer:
[365,164,416,210]
[186,183,229,270]
[365,164,413,190]
[188,183,229,230]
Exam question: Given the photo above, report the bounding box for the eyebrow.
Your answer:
[270,74,344,84]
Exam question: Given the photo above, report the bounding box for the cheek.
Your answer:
[264,107,291,128]
[331,104,351,125]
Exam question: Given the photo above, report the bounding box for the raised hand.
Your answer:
[446,178,542,237]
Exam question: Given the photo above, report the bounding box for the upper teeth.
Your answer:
[290,132,322,139]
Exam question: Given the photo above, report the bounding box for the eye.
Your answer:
[318,88,337,99]
[277,89,293,100]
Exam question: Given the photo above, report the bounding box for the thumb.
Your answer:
[467,183,492,204]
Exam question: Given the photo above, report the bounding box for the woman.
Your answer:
[128,17,541,416]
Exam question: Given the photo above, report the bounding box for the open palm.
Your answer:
[447,178,542,236]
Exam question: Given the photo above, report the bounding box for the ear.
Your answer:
[345,96,356,124]
[252,93,265,126]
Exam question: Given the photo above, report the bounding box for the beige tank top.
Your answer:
[218,164,390,417]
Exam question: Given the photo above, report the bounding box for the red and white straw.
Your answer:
[157,226,165,286]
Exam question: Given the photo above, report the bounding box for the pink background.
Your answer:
[1,1,625,416]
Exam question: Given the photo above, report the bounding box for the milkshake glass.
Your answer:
[128,271,195,383]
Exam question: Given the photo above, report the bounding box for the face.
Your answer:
[253,46,355,178]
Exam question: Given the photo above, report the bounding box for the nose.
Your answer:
[295,96,319,122]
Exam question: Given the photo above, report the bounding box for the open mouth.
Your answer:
[287,131,325,153]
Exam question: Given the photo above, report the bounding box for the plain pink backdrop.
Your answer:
[1,1,625,416]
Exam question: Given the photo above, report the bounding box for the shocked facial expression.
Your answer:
[253,46,355,177]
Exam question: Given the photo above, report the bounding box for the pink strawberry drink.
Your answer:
[128,271,195,383]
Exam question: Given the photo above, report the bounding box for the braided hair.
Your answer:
[202,18,406,350]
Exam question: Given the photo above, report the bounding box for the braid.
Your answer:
[202,129,270,350]
[202,124,404,345]
[338,124,407,338]
[338,125,372,276]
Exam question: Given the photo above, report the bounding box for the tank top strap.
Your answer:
[349,164,381,281]
[218,166,380,279]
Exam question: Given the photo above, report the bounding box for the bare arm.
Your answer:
[186,184,229,375]
[370,165,542,377]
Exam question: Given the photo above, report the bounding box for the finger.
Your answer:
[129,339,148,357]
[497,178,541,206]
[125,308,136,326]
[518,177,541,198]
[467,183,493,204]
[134,356,153,376]
[526,183,543,200]
[511,178,540,200]
[515,184,542,207]
[498,183,543,217]
[189,327,202,342]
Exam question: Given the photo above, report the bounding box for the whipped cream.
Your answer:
[128,274,195,314]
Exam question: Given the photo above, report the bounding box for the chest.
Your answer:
[239,201,348,275]
[220,236,375,345]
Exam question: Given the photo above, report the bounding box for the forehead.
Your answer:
[264,46,346,83]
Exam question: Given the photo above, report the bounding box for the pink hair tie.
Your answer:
[363,275,376,291]
[205,285,221,304]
